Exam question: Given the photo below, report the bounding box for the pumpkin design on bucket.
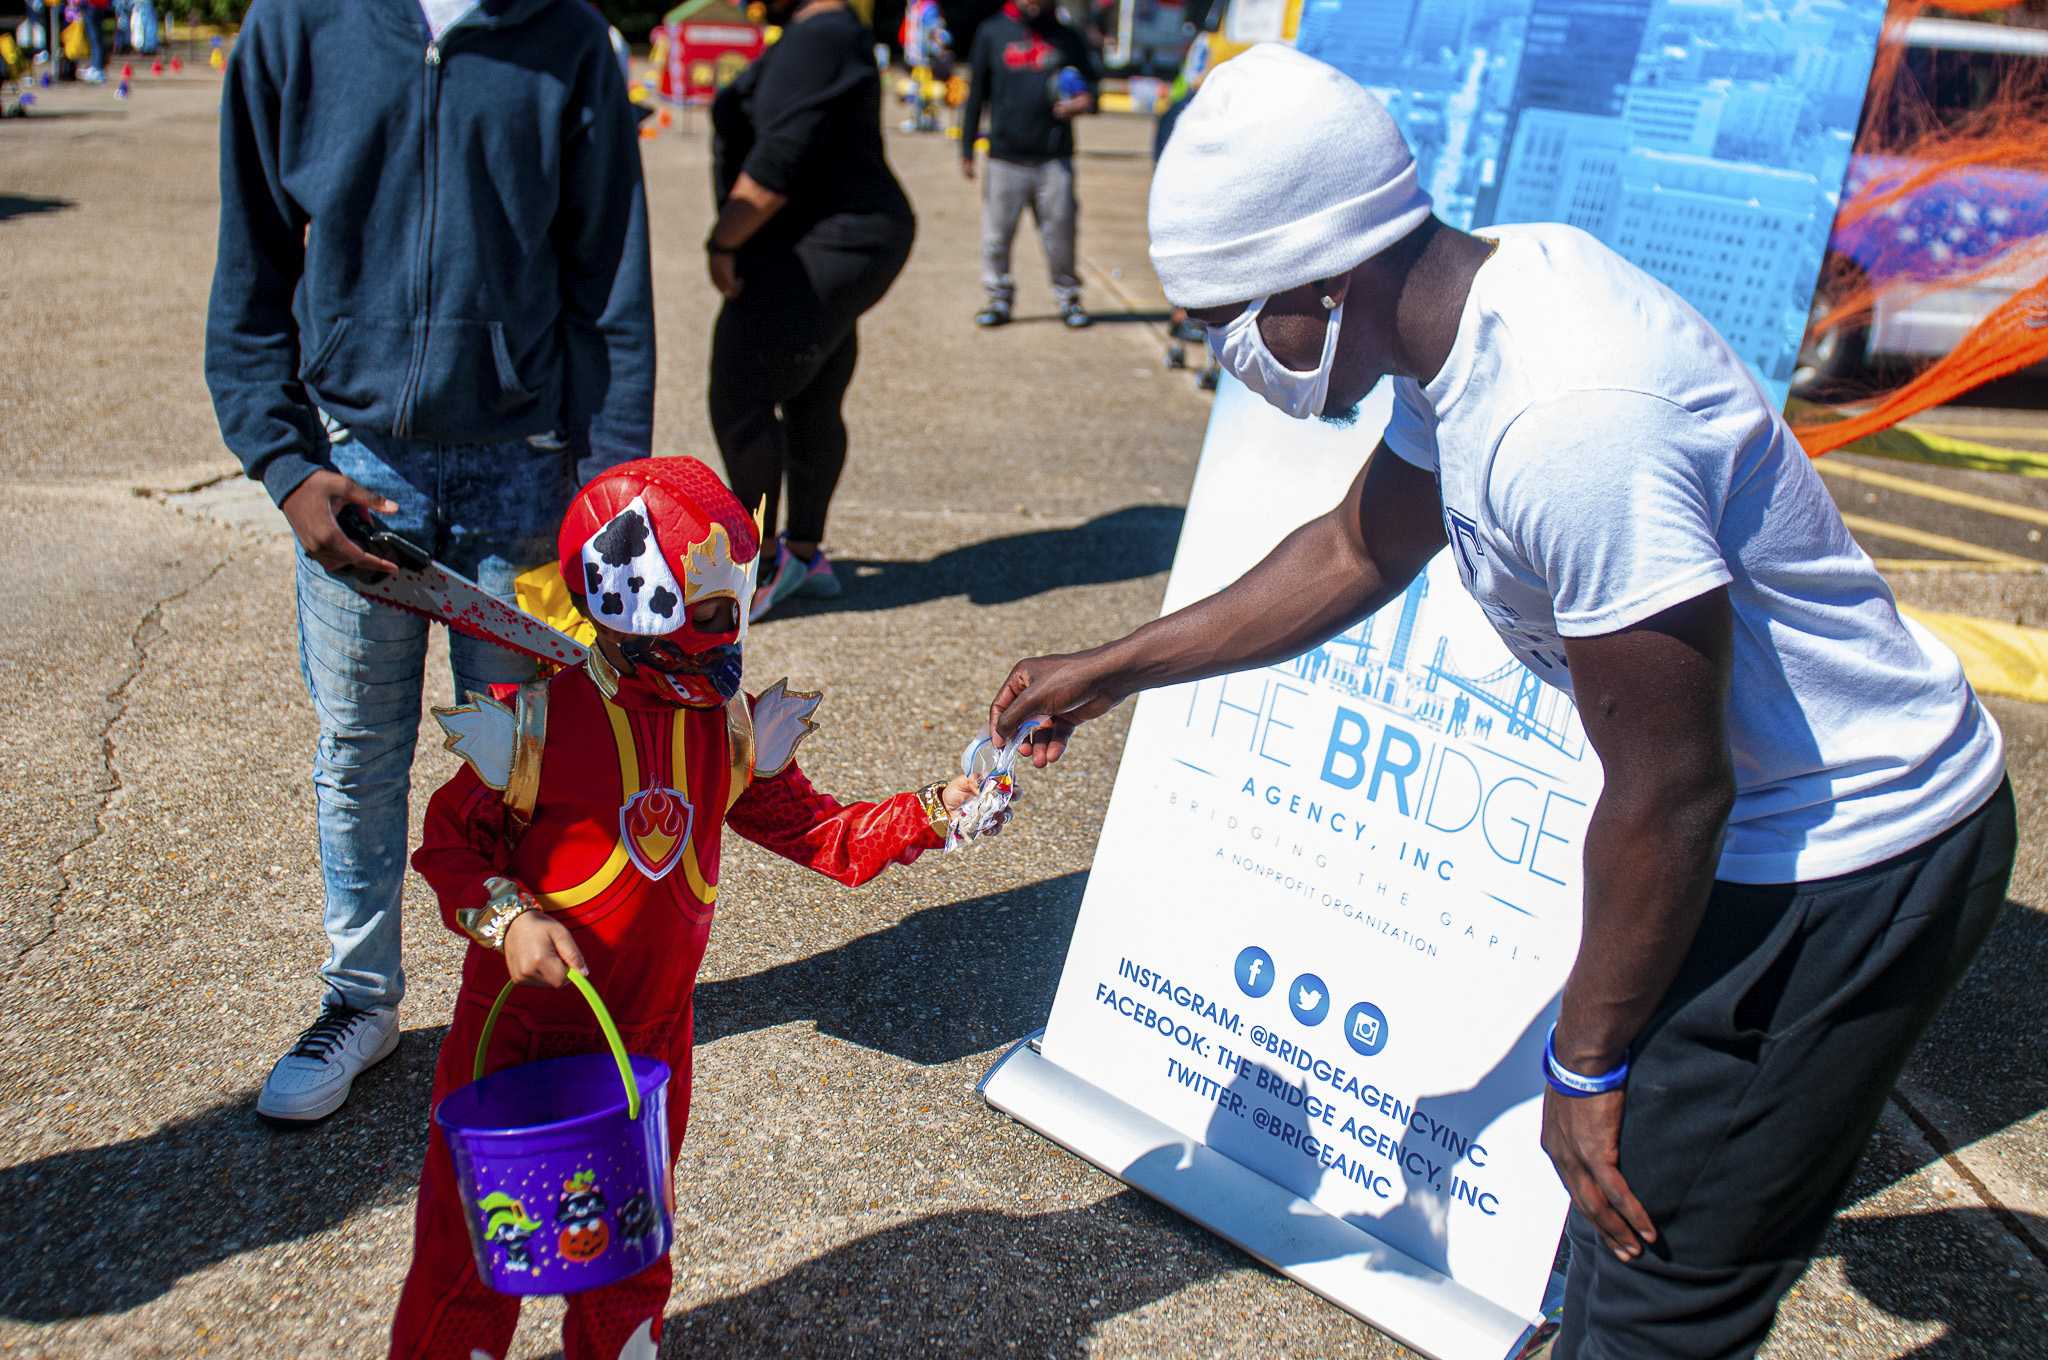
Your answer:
[555,1169,611,1264]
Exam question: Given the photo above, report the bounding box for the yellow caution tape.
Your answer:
[1835,424,2048,479]
[1901,604,2048,705]
[1876,558,2048,575]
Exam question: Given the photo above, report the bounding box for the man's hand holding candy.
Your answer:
[987,648,1130,768]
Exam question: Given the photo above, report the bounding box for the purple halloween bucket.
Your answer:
[435,971,672,1296]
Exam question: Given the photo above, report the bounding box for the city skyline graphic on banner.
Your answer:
[1280,564,1591,784]
[1295,0,1884,402]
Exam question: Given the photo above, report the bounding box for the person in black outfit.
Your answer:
[959,0,1097,329]
[709,0,915,621]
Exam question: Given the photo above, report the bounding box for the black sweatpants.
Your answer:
[1556,780,2015,1359]
[709,230,913,558]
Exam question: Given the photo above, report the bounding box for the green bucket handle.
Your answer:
[474,969,640,1121]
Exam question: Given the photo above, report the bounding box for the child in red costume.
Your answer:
[391,458,989,1360]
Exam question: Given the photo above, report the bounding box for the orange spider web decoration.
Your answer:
[1792,0,2048,457]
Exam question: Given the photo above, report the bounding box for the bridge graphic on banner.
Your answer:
[1285,574,1589,770]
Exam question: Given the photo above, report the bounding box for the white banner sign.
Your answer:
[1032,378,1603,1334]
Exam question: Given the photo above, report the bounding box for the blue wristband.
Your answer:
[1543,1022,1629,1097]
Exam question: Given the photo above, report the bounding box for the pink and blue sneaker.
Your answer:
[749,538,843,621]
[794,546,842,599]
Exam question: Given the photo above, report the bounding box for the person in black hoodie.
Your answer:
[204,0,653,1128]
[707,0,916,623]
[959,0,1097,329]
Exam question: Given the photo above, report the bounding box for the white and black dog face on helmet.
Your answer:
[579,497,686,636]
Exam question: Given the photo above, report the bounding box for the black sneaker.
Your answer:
[975,303,1011,328]
[1061,302,1092,330]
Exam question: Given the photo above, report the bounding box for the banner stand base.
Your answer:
[980,1033,1564,1360]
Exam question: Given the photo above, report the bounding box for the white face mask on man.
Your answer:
[1206,295,1344,420]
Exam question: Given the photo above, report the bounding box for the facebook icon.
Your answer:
[1235,946,1275,999]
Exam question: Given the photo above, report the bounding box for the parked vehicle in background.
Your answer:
[1799,16,2048,392]
[1098,0,1193,76]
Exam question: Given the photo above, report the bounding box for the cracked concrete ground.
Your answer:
[8,542,240,990]
[2,70,2046,1360]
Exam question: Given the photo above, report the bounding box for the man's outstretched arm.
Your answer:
[990,443,1446,764]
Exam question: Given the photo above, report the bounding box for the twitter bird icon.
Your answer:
[1289,973,1330,1027]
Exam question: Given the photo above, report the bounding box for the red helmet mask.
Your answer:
[557,458,760,709]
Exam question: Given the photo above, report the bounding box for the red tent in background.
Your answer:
[650,0,876,105]
[652,0,764,105]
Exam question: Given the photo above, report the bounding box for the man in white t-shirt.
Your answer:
[987,45,2014,1359]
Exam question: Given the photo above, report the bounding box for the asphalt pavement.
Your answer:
[2,67,2045,1360]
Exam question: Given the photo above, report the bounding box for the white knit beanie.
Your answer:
[1149,44,1433,308]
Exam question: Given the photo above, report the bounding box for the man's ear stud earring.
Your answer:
[1320,294,1338,310]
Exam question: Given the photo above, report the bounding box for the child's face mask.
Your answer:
[618,635,744,708]
[567,471,757,710]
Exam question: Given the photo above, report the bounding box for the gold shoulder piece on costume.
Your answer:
[725,694,756,812]
[432,695,518,790]
[584,645,621,700]
[751,678,823,779]
[503,681,549,822]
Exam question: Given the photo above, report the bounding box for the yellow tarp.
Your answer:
[1902,604,2048,705]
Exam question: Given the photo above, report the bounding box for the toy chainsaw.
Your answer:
[336,506,590,668]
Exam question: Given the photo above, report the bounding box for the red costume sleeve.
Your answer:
[725,759,943,886]
[412,764,521,936]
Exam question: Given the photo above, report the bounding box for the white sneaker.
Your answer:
[256,1004,400,1125]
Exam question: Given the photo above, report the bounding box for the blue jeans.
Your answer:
[294,428,577,1011]
[81,6,107,70]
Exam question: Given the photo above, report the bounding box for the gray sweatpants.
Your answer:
[981,155,1079,309]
